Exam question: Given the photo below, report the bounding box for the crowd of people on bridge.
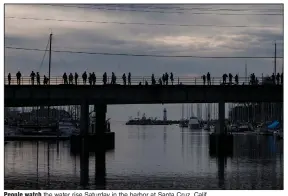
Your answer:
[6,71,283,86]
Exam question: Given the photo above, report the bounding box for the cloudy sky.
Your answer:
[4,4,284,120]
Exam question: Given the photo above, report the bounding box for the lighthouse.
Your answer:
[163,108,167,121]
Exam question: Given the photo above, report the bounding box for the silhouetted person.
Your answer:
[170,72,174,85]
[276,73,280,85]
[228,73,233,85]
[281,73,283,85]
[75,72,79,85]
[165,72,169,85]
[43,75,49,85]
[30,71,35,85]
[69,73,73,84]
[37,72,40,85]
[139,82,142,85]
[82,71,87,85]
[122,73,126,85]
[63,73,68,84]
[207,72,211,85]
[202,75,206,85]
[158,78,162,85]
[162,74,165,85]
[8,73,11,85]
[92,72,96,85]
[272,73,275,85]
[255,77,259,85]
[16,71,21,85]
[88,73,92,85]
[145,80,148,85]
[252,73,256,85]
[235,74,239,85]
[111,72,116,84]
[151,74,156,85]
[103,72,107,85]
[222,73,227,84]
[128,72,131,85]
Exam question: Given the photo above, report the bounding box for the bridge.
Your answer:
[5,82,283,134]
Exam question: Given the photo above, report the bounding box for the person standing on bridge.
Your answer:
[165,72,169,85]
[228,73,233,85]
[252,73,256,85]
[162,74,165,85]
[128,72,131,85]
[222,73,227,84]
[103,72,107,85]
[16,71,21,85]
[92,72,96,85]
[276,73,280,85]
[63,73,68,84]
[170,72,174,85]
[43,75,49,85]
[122,73,126,85]
[207,72,211,85]
[145,80,148,85]
[159,78,162,85]
[88,73,92,85]
[69,73,73,84]
[8,73,11,85]
[75,72,79,85]
[235,74,239,85]
[82,71,87,85]
[30,71,36,85]
[202,74,206,85]
[151,74,156,85]
[111,72,116,84]
[281,73,283,85]
[37,72,40,85]
[271,73,275,85]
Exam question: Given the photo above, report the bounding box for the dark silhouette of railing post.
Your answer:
[178,77,179,84]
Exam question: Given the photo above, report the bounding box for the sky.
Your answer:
[4,4,284,121]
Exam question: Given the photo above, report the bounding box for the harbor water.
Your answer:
[4,121,283,190]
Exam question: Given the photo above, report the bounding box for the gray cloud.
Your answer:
[5,4,284,120]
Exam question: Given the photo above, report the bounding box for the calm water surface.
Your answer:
[4,122,283,190]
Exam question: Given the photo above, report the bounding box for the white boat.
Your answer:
[58,118,78,136]
[188,117,201,130]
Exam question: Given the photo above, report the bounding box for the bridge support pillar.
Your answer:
[218,101,225,134]
[80,100,89,136]
[96,104,107,134]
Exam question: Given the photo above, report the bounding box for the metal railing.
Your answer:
[4,76,266,86]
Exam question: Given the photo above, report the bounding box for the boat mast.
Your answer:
[48,32,52,118]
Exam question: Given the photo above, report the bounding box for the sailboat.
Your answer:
[188,104,201,130]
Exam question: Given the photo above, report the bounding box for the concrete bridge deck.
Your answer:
[5,84,283,107]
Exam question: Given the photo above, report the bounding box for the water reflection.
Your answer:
[4,123,283,190]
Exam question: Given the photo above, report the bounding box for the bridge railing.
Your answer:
[4,76,264,85]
